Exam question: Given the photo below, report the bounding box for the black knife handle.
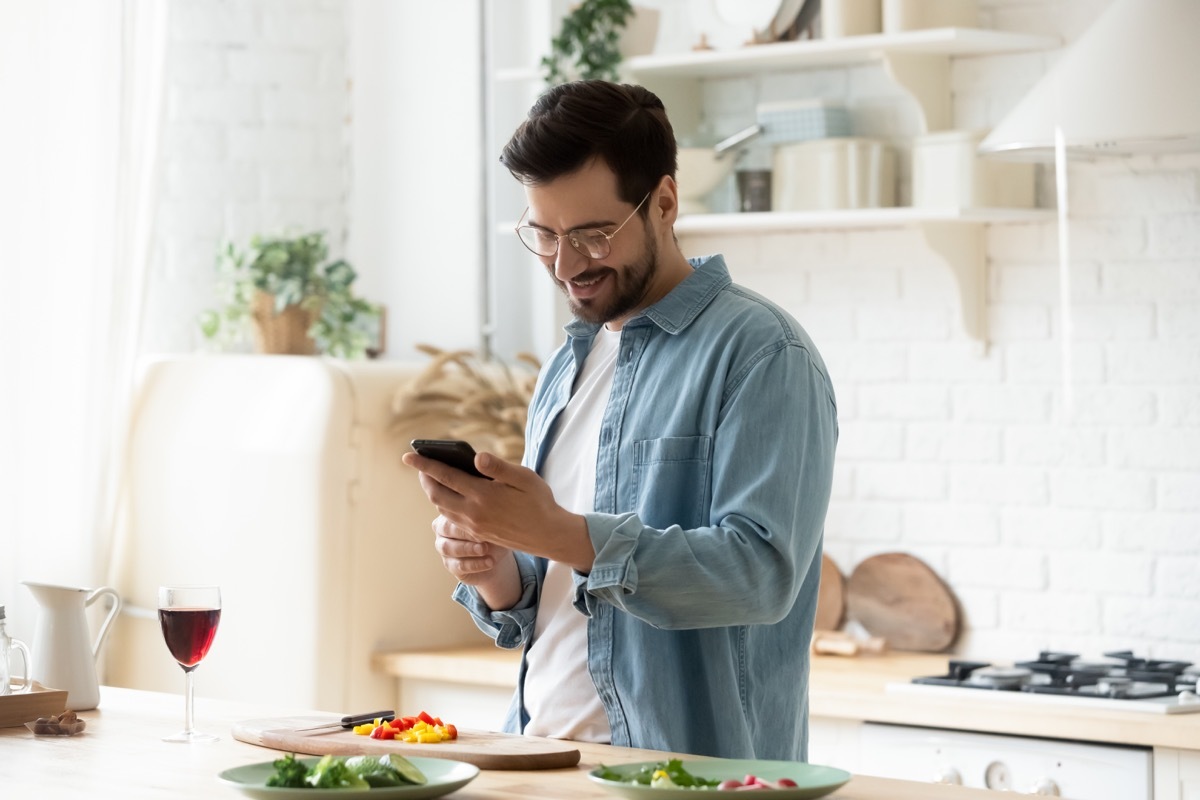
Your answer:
[340,710,395,728]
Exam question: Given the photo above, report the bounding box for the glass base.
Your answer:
[163,729,220,743]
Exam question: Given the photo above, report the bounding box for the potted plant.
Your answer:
[541,0,658,85]
[197,231,382,359]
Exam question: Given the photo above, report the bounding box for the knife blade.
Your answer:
[293,710,395,733]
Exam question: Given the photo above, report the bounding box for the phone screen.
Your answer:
[410,439,488,479]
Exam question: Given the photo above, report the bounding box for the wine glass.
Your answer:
[157,585,221,743]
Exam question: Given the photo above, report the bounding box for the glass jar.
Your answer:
[0,605,32,696]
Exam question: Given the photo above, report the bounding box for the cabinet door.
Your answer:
[808,717,862,772]
[1154,748,1200,800]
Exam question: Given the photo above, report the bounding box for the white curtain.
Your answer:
[0,0,168,648]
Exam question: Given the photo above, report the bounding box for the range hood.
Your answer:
[979,0,1200,159]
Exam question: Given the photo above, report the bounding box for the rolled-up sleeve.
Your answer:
[452,552,542,649]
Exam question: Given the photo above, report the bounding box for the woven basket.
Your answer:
[250,291,319,355]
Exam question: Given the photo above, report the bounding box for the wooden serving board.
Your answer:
[232,716,581,771]
[815,553,846,631]
[845,552,960,652]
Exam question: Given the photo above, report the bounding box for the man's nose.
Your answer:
[553,241,589,281]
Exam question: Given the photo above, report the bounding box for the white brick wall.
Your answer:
[148,0,1200,664]
[685,0,1200,663]
[144,0,349,353]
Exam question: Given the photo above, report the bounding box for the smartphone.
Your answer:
[410,439,488,479]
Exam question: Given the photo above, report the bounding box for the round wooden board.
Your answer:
[845,552,959,652]
[815,554,845,631]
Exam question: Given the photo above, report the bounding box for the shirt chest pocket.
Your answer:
[631,436,712,531]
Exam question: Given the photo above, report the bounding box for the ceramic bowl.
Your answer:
[676,147,735,215]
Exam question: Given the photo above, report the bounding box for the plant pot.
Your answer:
[619,6,660,57]
[250,291,319,355]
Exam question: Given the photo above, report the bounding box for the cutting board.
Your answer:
[845,552,960,652]
[815,553,846,631]
[232,716,581,771]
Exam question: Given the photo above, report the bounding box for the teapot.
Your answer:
[22,581,121,711]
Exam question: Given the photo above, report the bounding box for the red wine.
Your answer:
[158,607,221,670]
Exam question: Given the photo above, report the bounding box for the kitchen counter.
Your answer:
[375,647,1200,751]
[0,685,1007,799]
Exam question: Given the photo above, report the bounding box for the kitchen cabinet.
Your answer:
[483,2,1059,355]
[1155,748,1200,800]
[810,717,865,773]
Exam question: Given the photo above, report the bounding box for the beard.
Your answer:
[550,224,659,325]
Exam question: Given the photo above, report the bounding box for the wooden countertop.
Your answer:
[0,685,1004,799]
[376,647,1200,752]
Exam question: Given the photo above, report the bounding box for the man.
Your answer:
[402,80,837,761]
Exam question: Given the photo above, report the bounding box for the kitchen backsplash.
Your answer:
[146,0,1199,664]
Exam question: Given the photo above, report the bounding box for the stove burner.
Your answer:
[966,667,1033,690]
[1096,676,1133,698]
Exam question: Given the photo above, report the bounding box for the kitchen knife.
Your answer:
[293,710,395,733]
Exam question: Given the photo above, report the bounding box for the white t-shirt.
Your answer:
[522,325,620,742]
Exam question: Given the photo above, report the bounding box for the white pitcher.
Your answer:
[22,581,121,711]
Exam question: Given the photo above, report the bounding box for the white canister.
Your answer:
[911,129,1035,209]
[772,138,896,211]
[882,0,979,33]
[823,0,882,39]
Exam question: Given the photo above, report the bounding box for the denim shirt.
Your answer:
[453,254,838,760]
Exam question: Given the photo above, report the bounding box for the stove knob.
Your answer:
[985,761,1012,791]
[933,767,962,785]
[1028,777,1061,796]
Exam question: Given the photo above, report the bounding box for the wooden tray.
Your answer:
[233,715,581,771]
[0,683,68,728]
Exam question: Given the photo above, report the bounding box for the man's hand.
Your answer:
[402,449,594,573]
[431,514,521,610]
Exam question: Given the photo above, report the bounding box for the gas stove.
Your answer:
[889,650,1200,714]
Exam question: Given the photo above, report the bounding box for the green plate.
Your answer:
[217,756,479,800]
[588,759,851,799]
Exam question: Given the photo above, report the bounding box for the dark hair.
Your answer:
[499,80,677,212]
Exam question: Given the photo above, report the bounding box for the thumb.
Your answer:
[476,451,521,484]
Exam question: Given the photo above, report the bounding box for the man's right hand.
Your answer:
[432,514,521,610]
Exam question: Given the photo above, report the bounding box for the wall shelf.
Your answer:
[625,28,1060,79]
[673,207,1052,234]
[675,207,1055,352]
[627,28,1059,132]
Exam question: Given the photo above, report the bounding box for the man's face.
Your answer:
[523,160,661,328]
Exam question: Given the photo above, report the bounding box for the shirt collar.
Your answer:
[564,254,732,338]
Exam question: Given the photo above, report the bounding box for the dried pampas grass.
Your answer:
[391,344,540,461]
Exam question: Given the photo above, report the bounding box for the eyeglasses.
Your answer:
[515,192,650,260]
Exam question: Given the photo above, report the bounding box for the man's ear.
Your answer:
[653,174,679,229]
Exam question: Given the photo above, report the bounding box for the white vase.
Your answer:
[619,6,660,58]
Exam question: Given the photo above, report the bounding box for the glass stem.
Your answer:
[184,667,196,735]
